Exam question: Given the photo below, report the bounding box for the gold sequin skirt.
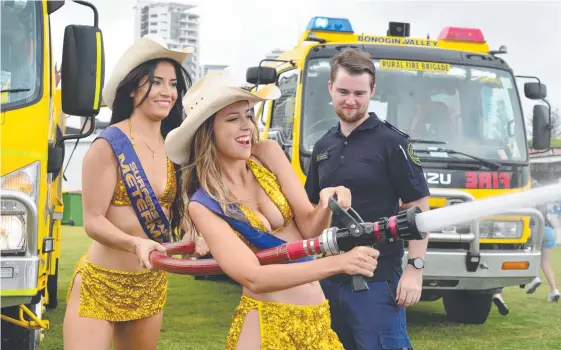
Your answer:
[66,254,168,322]
[225,295,344,350]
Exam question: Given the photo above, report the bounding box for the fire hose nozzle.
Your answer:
[331,206,425,253]
[369,206,424,243]
[395,206,425,241]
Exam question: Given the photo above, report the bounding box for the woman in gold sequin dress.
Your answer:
[165,72,380,349]
[62,35,205,350]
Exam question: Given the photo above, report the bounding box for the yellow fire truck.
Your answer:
[248,16,552,324]
[1,1,104,348]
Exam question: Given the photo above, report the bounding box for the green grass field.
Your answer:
[40,227,560,349]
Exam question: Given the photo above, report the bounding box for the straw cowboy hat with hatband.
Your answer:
[102,34,194,111]
[165,72,281,165]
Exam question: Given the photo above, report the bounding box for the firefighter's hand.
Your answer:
[396,266,423,307]
[319,186,351,210]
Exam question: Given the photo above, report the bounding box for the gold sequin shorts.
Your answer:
[66,254,168,322]
[226,295,343,350]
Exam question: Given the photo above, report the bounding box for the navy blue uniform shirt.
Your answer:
[305,112,430,282]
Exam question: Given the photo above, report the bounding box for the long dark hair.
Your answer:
[109,58,193,240]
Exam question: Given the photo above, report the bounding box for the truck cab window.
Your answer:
[301,58,526,162]
[269,69,298,159]
[0,1,41,109]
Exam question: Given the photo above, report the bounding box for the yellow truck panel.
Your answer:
[1,1,105,348]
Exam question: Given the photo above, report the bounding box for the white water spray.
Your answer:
[415,182,561,233]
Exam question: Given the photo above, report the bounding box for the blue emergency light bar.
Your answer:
[305,16,354,33]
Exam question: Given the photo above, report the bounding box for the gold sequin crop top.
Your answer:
[234,158,293,247]
[110,159,177,209]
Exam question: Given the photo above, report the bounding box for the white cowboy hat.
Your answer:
[102,34,194,110]
[165,71,281,165]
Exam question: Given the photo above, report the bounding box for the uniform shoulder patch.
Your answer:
[407,142,422,167]
[382,120,410,138]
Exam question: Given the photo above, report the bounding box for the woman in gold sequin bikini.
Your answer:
[62,35,206,350]
[165,72,380,349]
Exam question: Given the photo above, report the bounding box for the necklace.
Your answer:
[144,140,157,159]
[128,118,161,159]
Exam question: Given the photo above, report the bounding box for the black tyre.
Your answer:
[46,258,59,309]
[443,291,493,324]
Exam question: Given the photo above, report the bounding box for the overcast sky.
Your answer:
[50,0,561,124]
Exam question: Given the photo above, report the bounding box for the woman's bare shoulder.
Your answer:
[84,123,129,165]
[253,139,281,153]
[85,137,114,164]
[251,140,285,168]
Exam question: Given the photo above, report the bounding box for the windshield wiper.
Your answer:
[416,147,502,170]
[0,88,31,93]
[409,139,447,145]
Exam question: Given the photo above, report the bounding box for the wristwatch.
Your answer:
[408,257,425,269]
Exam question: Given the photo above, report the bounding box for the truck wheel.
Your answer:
[46,259,59,309]
[443,291,493,324]
[1,304,40,350]
[420,291,442,302]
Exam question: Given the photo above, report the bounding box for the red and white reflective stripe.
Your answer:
[310,237,321,255]
[302,240,309,256]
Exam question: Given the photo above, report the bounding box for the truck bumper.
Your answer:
[403,249,541,290]
[414,189,545,291]
[1,256,39,308]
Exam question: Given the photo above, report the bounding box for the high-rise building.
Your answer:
[134,1,202,80]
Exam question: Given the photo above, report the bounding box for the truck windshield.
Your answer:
[0,1,42,110]
[301,58,528,162]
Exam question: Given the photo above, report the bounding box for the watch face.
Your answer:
[413,258,424,269]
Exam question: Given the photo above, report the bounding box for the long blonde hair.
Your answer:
[181,106,260,239]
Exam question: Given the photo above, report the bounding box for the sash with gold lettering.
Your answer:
[96,126,170,243]
[191,188,313,263]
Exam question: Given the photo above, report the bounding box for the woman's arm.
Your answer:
[252,140,349,239]
[81,139,164,265]
[188,201,377,294]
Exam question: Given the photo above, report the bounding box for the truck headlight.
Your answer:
[1,162,39,253]
[1,162,39,203]
[480,221,522,239]
[0,214,26,252]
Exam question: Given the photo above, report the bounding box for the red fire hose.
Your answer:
[149,202,423,292]
[149,236,324,275]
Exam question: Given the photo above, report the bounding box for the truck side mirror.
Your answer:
[532,104,551,150]
[47,1,64,14]
[246,66,277,85]
[524,82,547,100]
[61,25,105,117]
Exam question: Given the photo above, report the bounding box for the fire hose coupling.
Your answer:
[371,206,425,243]
[324,197,425,254]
